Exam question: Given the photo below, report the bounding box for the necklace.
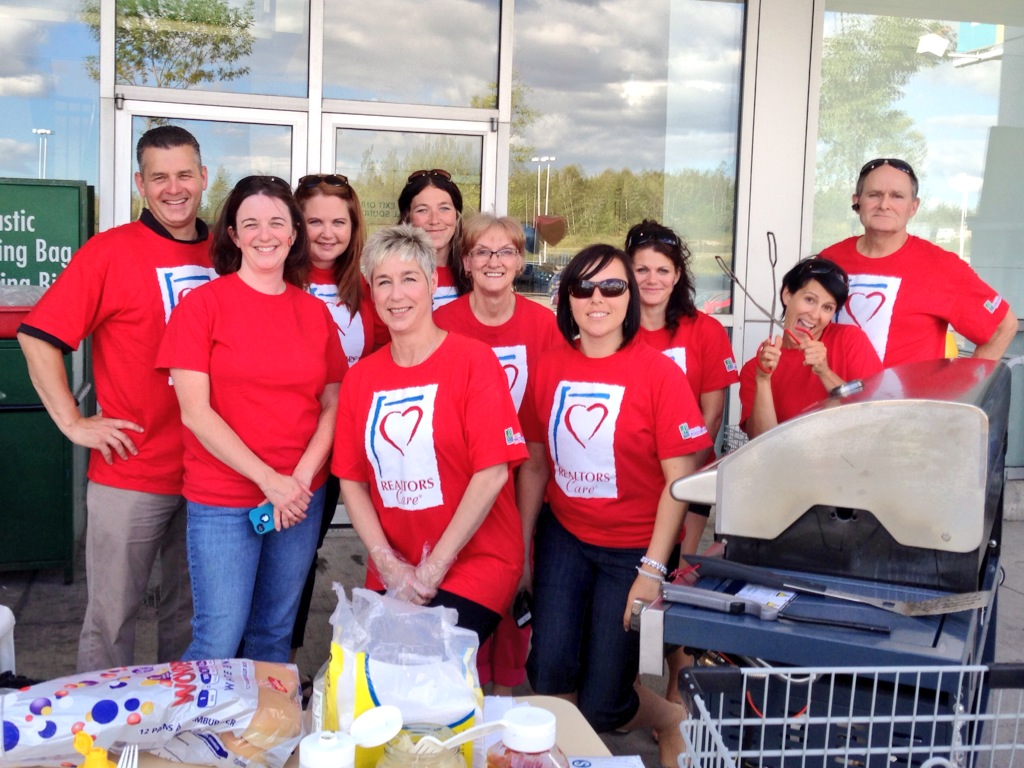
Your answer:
[393,330,441,367]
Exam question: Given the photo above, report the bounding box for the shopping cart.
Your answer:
[679,661,1024,768]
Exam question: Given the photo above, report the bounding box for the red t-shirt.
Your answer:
[433,294,564,412]
[738,322,882,428]
[821,235,1010,367]
[332,333,528,614]
[157,273,347,506]
[519,339,712,549]
[20,214,216,494]
[307,266,389,366]
[432,265,459,310]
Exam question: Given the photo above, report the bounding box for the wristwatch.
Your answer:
[829,379,864,398]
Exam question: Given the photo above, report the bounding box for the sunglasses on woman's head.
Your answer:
[407,168,452,182]
[625,230,680,252]
[239,175,291,190]
[297,173,350,189]
[568,278,629,299]
[857,158,917,182]
[799,260,849,287]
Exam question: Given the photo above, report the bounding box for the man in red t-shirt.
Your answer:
[822,158,1016,367]
[18,126,215,672]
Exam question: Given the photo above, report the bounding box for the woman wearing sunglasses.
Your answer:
[433,213,562,695]
[333,224,527,643]
[157,176,346,661]
[517,244,711,764]
[740,257,881,439]
[398,168,468,309]
[289,173,389,674]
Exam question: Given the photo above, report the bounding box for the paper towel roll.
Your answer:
[300,731,356,768]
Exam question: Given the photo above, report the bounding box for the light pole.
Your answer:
[32,128,53,179]
[531,155,556,260]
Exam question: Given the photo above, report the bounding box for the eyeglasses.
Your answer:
[625,229,680,252]
[298,173,350,189]
[407,168,452,182]
[798,259,849,287]
[568,278,629,299]
[857,158,917,182]
[468,247,519,261]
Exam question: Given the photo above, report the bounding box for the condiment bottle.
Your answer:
[377,724,467,768]
[486,707,568,768]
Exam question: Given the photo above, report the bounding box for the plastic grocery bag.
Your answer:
[325,586,482,767]
[0,659,302,767]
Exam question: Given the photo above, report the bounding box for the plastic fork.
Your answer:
[411,720,506,754]
[116,744,138,768]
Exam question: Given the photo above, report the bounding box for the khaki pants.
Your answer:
[76,483,193,673]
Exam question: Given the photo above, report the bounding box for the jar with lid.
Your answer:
[377,723,467,768]
[486,707,568,768]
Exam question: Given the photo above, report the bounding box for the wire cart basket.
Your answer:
[679,662,1024,768]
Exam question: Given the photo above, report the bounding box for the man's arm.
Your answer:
[972,309,1018,361]
[17,331,143,463]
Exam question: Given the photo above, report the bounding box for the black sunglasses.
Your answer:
[799,259,849,286]
[625,230,680,252]
[238,175,291,190]
[857,158,917,182]
[407,168,452,182]
[569,278,629,299]
[298,173,350,189]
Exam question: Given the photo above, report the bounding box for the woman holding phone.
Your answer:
[158,175,346,662]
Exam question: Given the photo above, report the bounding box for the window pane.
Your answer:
[131,117,293,223]
[0,2,99,186]
[113,0,309,97]
[332,129,483,234]
[813,8,1024,270]
[323,1,500,107]
[510,0,744,313]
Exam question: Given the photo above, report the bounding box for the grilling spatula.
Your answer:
[685,555,992,617]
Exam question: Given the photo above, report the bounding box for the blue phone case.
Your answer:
[248,503,274,535]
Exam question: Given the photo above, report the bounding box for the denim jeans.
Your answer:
[526,508,645,732]
[183,484,325,663]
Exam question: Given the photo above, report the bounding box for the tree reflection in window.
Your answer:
[82,0,254,89]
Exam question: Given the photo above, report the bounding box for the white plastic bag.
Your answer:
[325,586,482,767]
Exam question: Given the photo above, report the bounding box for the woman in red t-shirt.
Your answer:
[740,257,881,438]
[332,223,528,643]
[434,213,562,695]
[624,218,740,705]
[517,244,711,765]
[289,174,388,670]
[157,176,346,662]
[398,169,469,309]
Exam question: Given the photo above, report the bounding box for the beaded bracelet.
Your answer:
[640,556,668,575]
[635,566,665,583]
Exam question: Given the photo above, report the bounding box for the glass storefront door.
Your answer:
[113,103,307,227]
[320,114,497,235]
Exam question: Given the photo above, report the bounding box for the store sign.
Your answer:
[0,178,92,288]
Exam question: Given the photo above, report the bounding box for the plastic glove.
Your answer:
[369,545,429,603]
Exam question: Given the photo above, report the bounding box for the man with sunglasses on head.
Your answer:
[821,158,1016,367]
[17,125,216,672]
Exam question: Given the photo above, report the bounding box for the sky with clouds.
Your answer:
[0,0,1017,215]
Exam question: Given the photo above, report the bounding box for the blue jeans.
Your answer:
[183,485,325,663]
[526,508,644,732]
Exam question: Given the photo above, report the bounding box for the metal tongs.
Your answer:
[715,232,811,348]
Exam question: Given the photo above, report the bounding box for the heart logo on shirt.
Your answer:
[846,291,886,327]
[503,364,520,392]
[565,403,609,448]
[380,407,424,456]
